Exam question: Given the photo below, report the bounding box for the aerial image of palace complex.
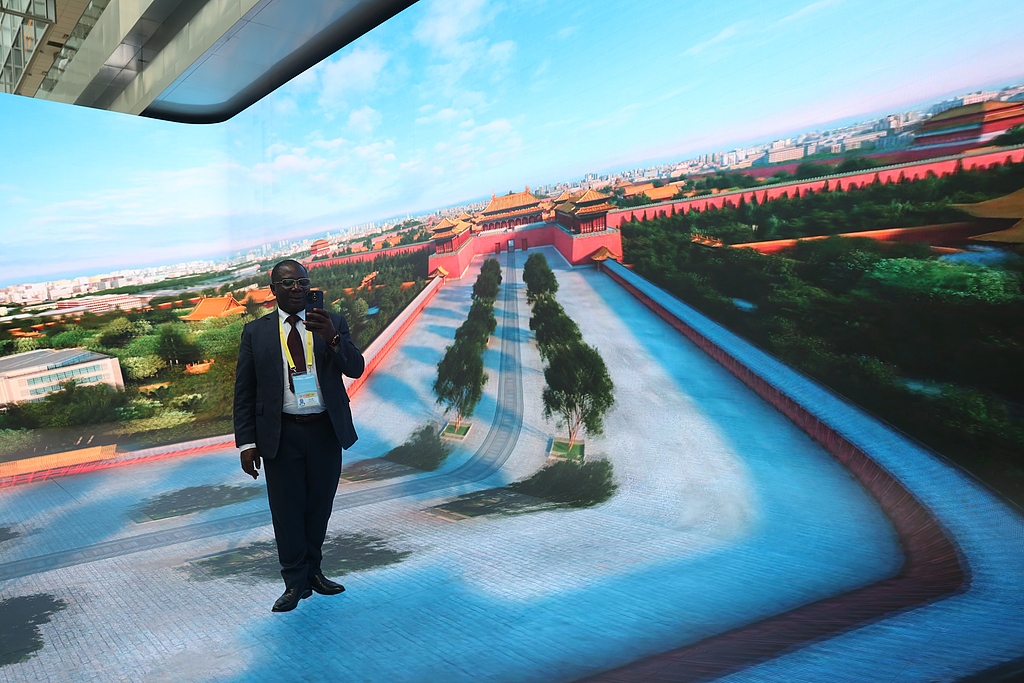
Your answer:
[1,0,1023,681]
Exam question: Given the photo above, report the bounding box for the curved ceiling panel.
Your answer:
[142,0,417,123]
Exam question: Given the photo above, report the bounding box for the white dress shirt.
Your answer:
[277,308,326,416]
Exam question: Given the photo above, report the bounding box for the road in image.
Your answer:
[0,248,901,682]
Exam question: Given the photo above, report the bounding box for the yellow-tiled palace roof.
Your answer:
[181,296,246,321]
[957,187,1024,244]
[955,187,1024,219]
[481,188,540,215]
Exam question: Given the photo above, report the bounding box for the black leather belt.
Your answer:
[282,411,327,423]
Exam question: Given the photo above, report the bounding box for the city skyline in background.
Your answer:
[2,0,1024,288]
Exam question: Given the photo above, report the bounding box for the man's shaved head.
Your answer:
[271,259,307,282]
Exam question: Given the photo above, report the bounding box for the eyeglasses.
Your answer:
[272,278,311,288]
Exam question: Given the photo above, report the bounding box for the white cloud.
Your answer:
[309,137,348,151]
[316,45,391,109]
[412,0,510,100]
[8,161,247,275]
[265,142,290,156]
[269,96,299,118]
[414,0,489,50]
[353,140,395,160]
[683,22,746,57]
[347,106,382,135]
[489,40,516,63]
[457,118,516,141]
[250,146,331,185]
[415,106,470,126]
[286,67,319,92]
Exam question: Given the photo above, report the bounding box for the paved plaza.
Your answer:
[0,247,994,682]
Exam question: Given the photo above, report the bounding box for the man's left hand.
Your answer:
[304,308,338,343]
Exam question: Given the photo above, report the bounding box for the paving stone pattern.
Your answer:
[593,259,1024,683]
[0,249,951,683]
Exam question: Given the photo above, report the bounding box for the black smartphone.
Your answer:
[305,289,324,315]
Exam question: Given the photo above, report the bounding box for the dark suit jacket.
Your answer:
[233,310,365,459]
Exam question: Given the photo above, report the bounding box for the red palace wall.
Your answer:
[606,146,1024,230]
[428,223,623,278]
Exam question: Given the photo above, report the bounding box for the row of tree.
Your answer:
[523,253,615,449]
[607,158,886,210]
[622,200,1024,505]
[433,259,502,430]
[622,156,1024,243]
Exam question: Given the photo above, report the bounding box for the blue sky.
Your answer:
[2,0,1024,286]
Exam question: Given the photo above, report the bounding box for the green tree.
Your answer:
[13,337,41,354]
[455,300,496,351]
[993,125,1024,146]
[434,340,487,430]
[121,354,166,380]
[794,162,828,179]
[542,342,615,449]
[523,253,559,303]
[865,258,1022,303]
[50,328,91,349]
[454,317,491,350]
[155,324,202,365]
[243,299,264,318]
[473,259,502,301]
[529,296,566,333]
[466,299,497,333]
[696,221,756,245]
[98,317,135,348]
[534,311,581,360]
[3,380,129,429]
[350,297,370,335]
[835,156,879,173]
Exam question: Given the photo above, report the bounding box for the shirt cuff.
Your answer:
[239,443,257,453]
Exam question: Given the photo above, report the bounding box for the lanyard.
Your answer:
[279,316,314,371]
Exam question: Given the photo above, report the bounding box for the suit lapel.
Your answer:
[258,312,284,394]
[313,326,326,382]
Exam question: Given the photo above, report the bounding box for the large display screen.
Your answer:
[1,1,1023,681]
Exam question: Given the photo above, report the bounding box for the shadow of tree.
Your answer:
[131,484,263,522]
[0,594,68,666]
[181,533,412,582]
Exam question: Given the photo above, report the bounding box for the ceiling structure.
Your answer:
[1,0,417,123]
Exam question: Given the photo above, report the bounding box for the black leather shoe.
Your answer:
[309,572,345,596]
[272,586,313,612]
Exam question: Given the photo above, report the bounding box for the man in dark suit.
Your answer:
[233,259,365,612]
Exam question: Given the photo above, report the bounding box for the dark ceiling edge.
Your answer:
[141,0,419,124]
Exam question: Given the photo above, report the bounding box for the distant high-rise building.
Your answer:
[767,146,805,163]
[960,91,998,106]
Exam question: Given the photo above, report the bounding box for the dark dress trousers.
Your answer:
[233,310,364,588]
